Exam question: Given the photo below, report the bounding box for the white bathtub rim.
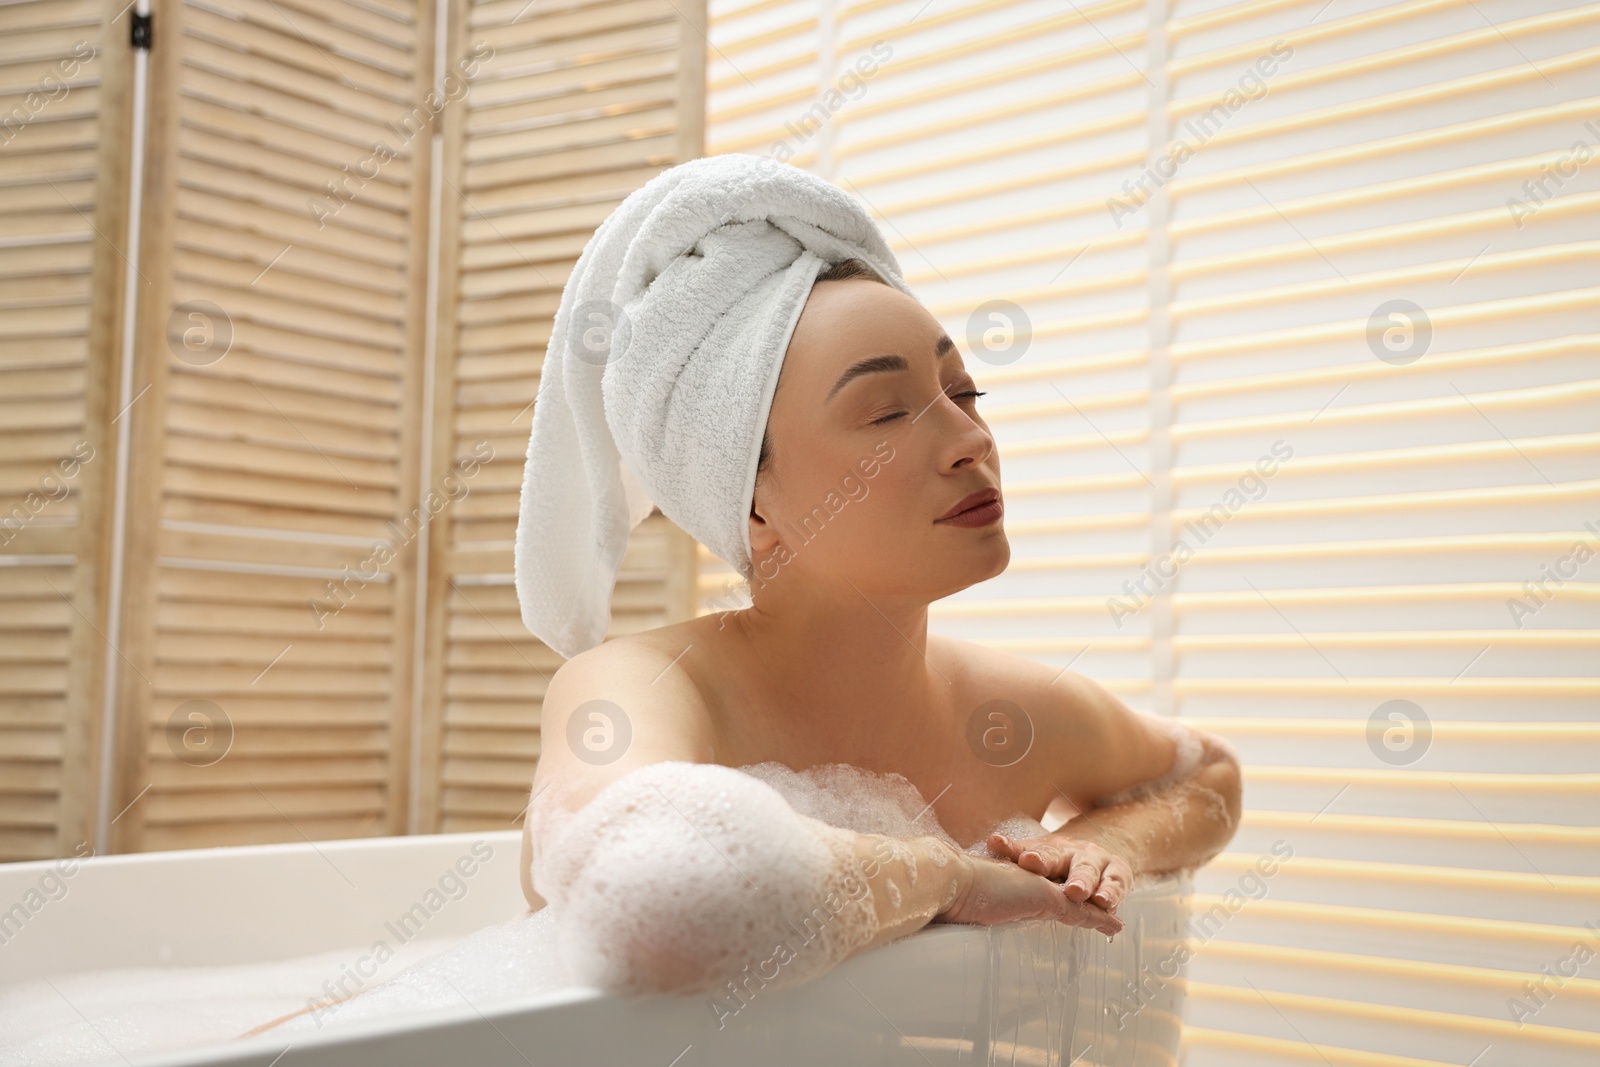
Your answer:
[110,919,1056,1067]
[133,983,614,1067]
[116,879,1191,1067]
[0,828,522,879]
[118,924,999,1067]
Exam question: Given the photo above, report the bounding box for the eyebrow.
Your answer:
[826,335,957,404]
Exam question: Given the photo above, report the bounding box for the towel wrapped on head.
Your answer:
[514,153,916,659]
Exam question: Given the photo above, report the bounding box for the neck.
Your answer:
[728,574,946,764]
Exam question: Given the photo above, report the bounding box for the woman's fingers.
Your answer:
[1063,853,1104,903]
[989,833,1069,878]
[1018,843,1066,878]
[988,832,1030,867]
[1091,857,1134,911]
[1059,891,1123,935]
[948,852,1124,936]
[991,833,1121,908]
[1001,859,1120,935]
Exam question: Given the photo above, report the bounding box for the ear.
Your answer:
[748,497,780,557]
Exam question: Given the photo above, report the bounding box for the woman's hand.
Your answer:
[985,832,1136,913]
[934,847,1124,936]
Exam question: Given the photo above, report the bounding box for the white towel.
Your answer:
[513,153,915,659]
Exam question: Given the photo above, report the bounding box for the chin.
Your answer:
[930,536,1011,598]
[980,535,1011,580]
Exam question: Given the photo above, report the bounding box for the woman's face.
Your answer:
[748,276,1008,603]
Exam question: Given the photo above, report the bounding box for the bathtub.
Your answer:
[0,829,1192,1066]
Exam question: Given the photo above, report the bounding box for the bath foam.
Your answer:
[736,761,961,845]
[735,760,1049,858]
[528,761,883,996]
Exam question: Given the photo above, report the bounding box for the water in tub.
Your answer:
[0,762,1061,1065]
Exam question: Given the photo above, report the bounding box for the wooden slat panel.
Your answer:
[0,0,120,862]
[416,0,705,832]
[91,0,427,856]
[6,0,707,863]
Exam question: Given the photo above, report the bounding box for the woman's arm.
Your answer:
[535,760,1124,994]
[856,827,1126,947]
[990,672,1242,911]
[1074,725,1241,877]
[991,728,1241,911]
[526,640,1123,994]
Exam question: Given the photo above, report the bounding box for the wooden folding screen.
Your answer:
[0,0,132,861]
[0,0,706,860]
[80,0,437,854]
[414,0,704,833]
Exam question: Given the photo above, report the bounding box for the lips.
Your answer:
[936,486,1000,522]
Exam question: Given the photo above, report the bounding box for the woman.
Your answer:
[517,251,1242,990]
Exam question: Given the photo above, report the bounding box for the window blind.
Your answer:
[702,0,1600,1063]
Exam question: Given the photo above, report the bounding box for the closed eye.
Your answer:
[870,389,986,426]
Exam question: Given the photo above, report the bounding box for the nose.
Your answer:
[934,392,994,471]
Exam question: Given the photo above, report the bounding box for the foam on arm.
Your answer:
[528,761,946,995]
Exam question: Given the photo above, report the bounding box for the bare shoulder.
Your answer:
[549,619,704,688]
[522,624,717,910]
[557,619,701,675]
[540,622,718,766]
[927,631,1069,709]
[927,634,1175,809]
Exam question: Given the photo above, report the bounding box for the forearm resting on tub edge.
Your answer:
[526,760,965,996]
[1067,725,1243,881]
